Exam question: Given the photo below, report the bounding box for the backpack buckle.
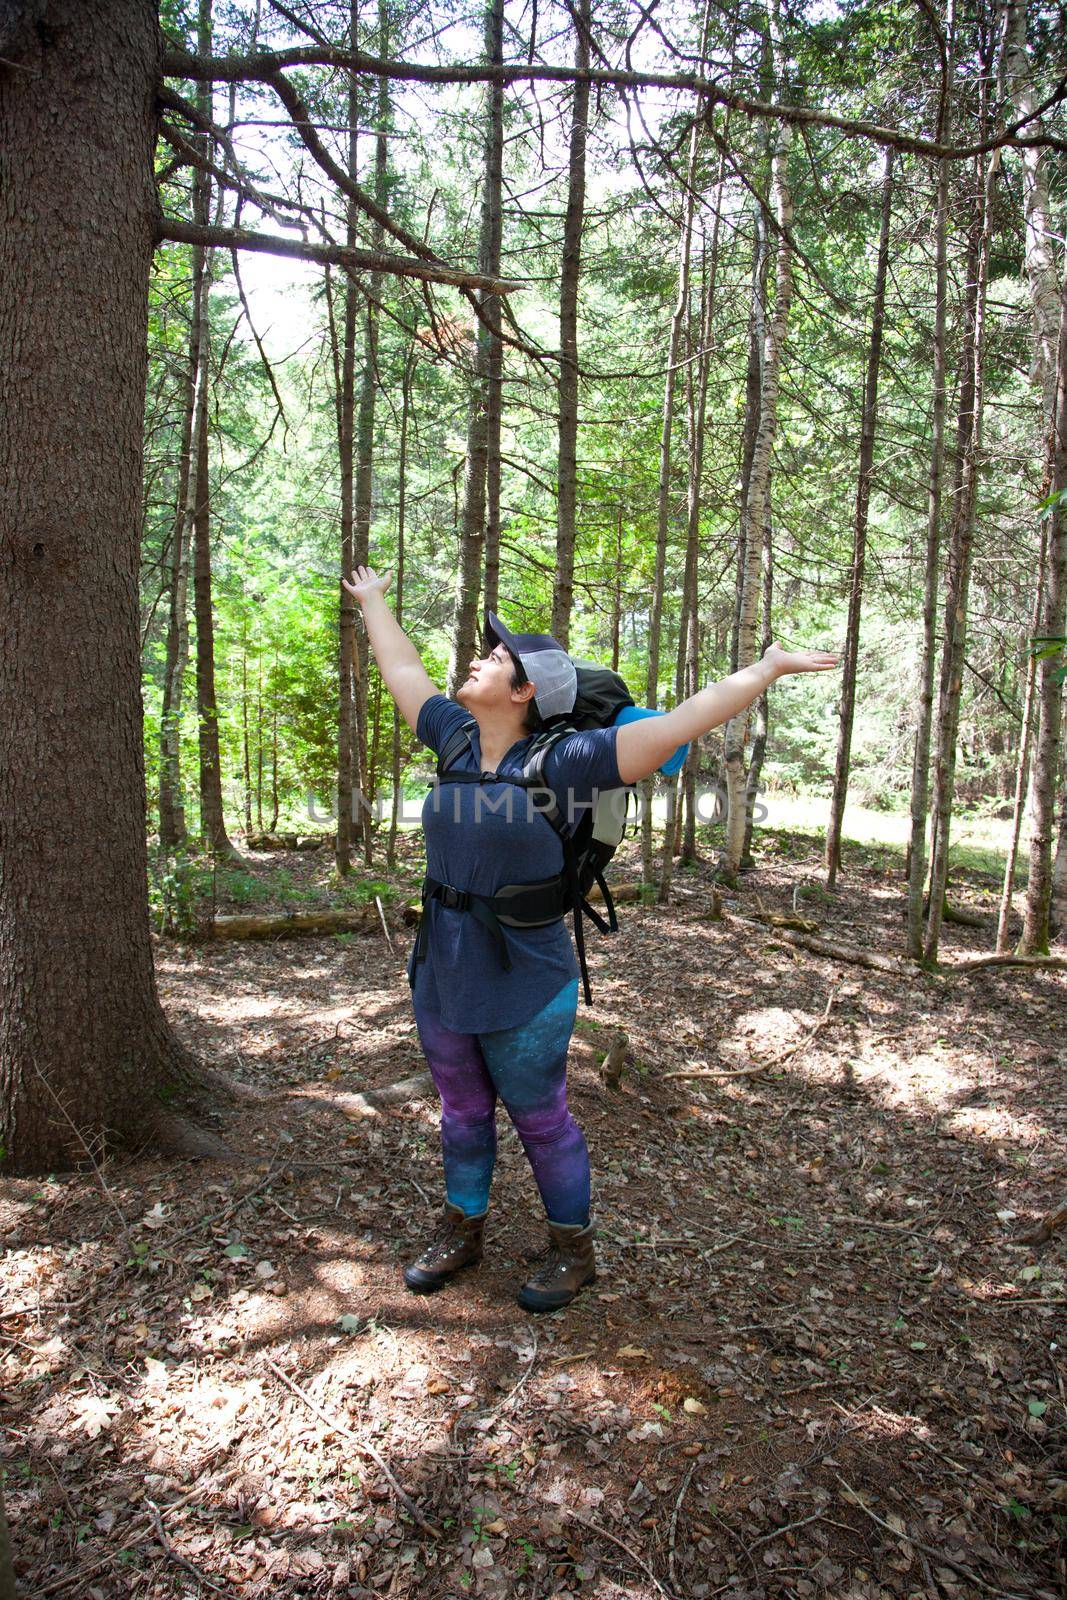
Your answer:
[439,883,468,911]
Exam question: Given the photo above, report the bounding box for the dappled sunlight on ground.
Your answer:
[4,831,1065,1595]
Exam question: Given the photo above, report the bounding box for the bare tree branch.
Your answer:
[161,45,1067,159]
[155,217,524,293]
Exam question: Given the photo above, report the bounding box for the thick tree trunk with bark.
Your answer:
[550,0,591,648]
[825,149,894,889]
[447,0,504,697]
[0,0,209,1172]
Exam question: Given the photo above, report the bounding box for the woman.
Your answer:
[342,563,838,1313]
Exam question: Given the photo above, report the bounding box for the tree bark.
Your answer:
[190,0,234,859]
[1003,0,1060,420]
[157,247,197,850]
[996,518,1047,949]
[733,201,768,676]
[351,6,390,867]
[641,98,701,888]
[446,0,504,697]
[550,0,591,648]
[1051,787,1067,931]
[924,108,999,962]
[722,0,792,881]
[677,169,725,876]
[825,148,894,889]
[387,348,414,868]
[906,11,953,960]
[334,12,359,877]
[1019,252,1067,953]
[0,0,209,1172]
[741,519,774,867]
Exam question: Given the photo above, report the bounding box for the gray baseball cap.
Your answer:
[485,610,577,722]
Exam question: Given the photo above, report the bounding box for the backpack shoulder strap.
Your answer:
[436,716,477,777]
[520,722,575,788]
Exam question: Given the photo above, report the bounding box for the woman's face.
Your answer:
[457,641,532,717]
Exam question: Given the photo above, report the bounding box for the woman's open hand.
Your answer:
[342,564,392,605]
[763,640,840,678]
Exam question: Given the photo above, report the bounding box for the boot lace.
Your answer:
[420,1215,463,1267]
[527,1242,571,1286]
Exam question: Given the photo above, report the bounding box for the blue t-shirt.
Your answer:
[409,694,625,1032]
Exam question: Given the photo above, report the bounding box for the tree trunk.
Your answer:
[1051,787,1067,933]
[241,643,252,835]
[722,3,792,881]
[742,520,774,866]
[825,148,894,889]
[641,99,700,888]
[351,4,390,866]
[1004,0,1060,420]
[906,11,953,960]
[924,80,1000,962]
[270,687,280,832]
[996,518,1047,949]
[550,0,591,648]
[335,2,360,875]
[446,0,504,697]
[733,200,768,676]
[0,0,209,1172]
[677,170,725,876]
[1019,253,1067,953]
[157,250,197,849]
[387,349,414,868]
[256,653,264,832]
[190,0,234,859]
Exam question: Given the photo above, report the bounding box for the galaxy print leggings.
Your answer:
[411,976,589,1226]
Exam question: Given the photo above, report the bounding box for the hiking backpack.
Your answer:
[410,661,637,1005]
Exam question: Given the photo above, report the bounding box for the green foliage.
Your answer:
[146,846,214,936]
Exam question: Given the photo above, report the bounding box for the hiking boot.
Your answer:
[517,1218,596,1313]
[403,1200,487,1293]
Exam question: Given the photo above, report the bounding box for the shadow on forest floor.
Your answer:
[3,826,1066,1598]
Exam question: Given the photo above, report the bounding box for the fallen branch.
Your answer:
[261,1356,440,1536]
[209,908,379,941]
[835,1477,1035,1599]
[730,914,921,975]
[943,952,1067,973]
[561,1507,678,1600]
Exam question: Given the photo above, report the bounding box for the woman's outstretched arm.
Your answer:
[341,565,440,734]
[616,642,839,785]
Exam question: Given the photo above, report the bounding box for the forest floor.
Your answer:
[3,825,1066,1600]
